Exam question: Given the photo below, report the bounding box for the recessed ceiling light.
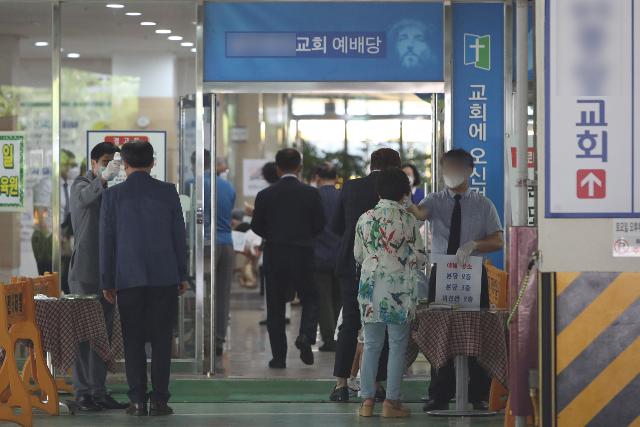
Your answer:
[181,42,194,47]
[125,12,141,16]
[106,4,124,9]
[168,35,183,41]
[67,53,80,59]
[155,29,171,34]
[140,21,156,26]
[34,41,49,47]
[191,48,196,53]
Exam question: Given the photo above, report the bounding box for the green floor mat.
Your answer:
[108,379,430,403]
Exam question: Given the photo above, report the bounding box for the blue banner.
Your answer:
[452,2,505,268]
[204,2,443,82]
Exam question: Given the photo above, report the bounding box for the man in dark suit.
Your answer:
[330,148,401,402]
[100,141,188,417]
[250,148,325,369]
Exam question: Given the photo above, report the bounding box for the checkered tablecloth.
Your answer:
[407,309,508,387]
[34,299,124,373]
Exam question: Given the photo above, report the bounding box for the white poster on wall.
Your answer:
[87,131,166,186]
[432,254,483,308]
[0,132,25,212]
[243,158,269,197]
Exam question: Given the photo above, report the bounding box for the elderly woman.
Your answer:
[354,168,427,418]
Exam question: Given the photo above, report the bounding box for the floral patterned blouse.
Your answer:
[354,199,427,325]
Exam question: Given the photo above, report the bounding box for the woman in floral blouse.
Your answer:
[354,168,427,418]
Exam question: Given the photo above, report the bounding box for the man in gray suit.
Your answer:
[69,142,127,411]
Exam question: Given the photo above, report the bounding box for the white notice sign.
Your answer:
[433,255,483,308]
[612,219,640,257]
[243,159,269,197]
[87,131,167,186]
[545,0,640,217]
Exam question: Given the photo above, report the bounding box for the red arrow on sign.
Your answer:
[576,169,606,199]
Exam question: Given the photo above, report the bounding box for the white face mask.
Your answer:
[407,175,415,187]
[67,166,80,181]
[219,171,229,180]
[443,173,467,189]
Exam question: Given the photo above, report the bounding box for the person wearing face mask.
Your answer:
[60,149,79,294]
[402,163,425,206]
[68,142,126,411]
[408,149,503,412]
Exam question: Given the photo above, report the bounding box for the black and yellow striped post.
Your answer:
[540,272,640,427]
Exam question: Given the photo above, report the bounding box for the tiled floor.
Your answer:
[32,402,505,427]
[215,286,429,379]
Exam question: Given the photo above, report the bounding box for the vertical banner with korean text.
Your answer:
[546,0,639,218]
[0,132,25,212]
[453,3,505,268]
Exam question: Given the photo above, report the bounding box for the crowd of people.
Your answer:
[248,147,503,418]
[66,139,503,418]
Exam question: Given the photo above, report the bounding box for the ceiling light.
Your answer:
[106,4,124,9]
[181,42,194,47]
[168,35,183,41]
[34,41,49,47]
[191,48,196,53]
[67,53,80,59]
[155,29,171,34]
[125,12,142,16]
[140,21,156,26]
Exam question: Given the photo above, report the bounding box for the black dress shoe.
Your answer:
[259,319,267,326]
[374,386,386,402]
[329,386,349,402]
[295,336,314,365]
[77,395,103,412]
[268,359,286,369]
[423,400,449,411]
[125,402,148,416]
[95,394,128,410]
[149,401,174,416]
[319,341,336,352]
[472,400,489,411]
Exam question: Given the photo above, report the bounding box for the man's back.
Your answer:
[332,172,380,279]
[314,185,341,271]
[251,177,325,247]
[100,172,187,290]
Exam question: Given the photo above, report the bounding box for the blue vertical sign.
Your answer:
[453,3,505,268]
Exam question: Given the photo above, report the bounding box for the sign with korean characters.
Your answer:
[203,2,443,82]
[86,131,166,187]
[452,2,505,268]
[0,132,25,211]
[612,219,640,257]
[433,254,483,309]
[545,0,640,218]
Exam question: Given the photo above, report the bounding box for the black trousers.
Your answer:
[117,286,178,404]
[333,274,388,381]
[427,264,491,403]
[314,270,341,344]
[264,245,319,362]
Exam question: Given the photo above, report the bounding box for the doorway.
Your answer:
[199,92,443,379]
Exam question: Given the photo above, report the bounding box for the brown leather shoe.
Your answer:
[382,400,411,418]
[358,399,375,417]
